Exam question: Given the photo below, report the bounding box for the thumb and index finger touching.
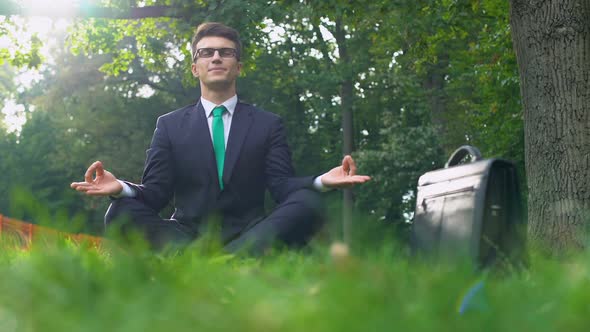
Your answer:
[84,160,104,183]
[341,155,371,183]
[342,155,357,176]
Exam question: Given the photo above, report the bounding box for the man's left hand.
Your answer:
[321,155,371,189]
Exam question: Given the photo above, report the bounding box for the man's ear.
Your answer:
[191,63,199,78]
[237,62,243,76]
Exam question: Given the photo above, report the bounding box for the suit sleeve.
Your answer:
[126,116,175,212]
[265,116,314,203]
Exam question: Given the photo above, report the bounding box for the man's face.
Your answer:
[191,36,242,90]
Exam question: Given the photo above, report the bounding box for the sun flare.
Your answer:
[17,0,80,16]
[2,4,72,133]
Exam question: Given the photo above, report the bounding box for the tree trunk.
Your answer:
[423,53,449,149]
[335,18,354,244]
[509,0,590,252]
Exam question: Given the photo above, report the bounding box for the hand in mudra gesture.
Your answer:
[321,155,371,189]
[70,161,123,196]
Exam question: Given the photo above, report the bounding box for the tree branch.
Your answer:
[0,1,181,19]
[110,74,184,96]
[312,22,334,69]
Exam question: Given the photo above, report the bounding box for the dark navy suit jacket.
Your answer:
[126,100,314,241]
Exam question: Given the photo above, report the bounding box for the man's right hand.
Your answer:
[70,161,123,196]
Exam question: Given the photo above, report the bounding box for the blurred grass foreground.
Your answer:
[2,217,590,332]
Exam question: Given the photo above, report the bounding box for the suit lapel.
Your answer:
[223,102,253,185]
[185,101,218,183]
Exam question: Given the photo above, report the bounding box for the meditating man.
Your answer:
[71,22,370,252]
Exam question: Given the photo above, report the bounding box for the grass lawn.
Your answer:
[1,230,589,332]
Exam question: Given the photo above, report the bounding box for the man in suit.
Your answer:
[71,22,370,253]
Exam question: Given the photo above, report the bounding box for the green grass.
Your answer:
[1,233,590,332]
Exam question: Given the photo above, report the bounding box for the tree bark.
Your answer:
[423,53,449,148]
[509,0,590,252]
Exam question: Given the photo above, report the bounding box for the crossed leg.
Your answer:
[104,189,325,253]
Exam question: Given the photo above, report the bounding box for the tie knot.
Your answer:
[212,106,226,117]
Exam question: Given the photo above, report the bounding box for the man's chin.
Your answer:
[204,80,233,90]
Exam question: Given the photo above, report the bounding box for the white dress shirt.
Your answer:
[200,95,237,148]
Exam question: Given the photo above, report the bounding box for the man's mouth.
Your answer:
[208,68,226,72]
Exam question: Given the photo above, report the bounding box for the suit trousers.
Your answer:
[104,189,325,254]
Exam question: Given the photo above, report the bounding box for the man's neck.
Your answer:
[201,85,237,105]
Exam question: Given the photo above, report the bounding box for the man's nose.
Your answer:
[211,50,223,61]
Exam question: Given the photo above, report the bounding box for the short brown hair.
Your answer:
[191,22,242,62]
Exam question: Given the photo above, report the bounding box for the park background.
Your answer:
[0,0,589,330]
[0,0,524,238]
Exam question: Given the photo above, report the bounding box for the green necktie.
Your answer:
[212,105,226,190]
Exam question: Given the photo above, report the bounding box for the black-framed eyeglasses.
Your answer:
[193,48,238,60]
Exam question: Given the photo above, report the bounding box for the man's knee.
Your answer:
[284,188,325,221]
[104,197,144,227]
[270,188,326,230]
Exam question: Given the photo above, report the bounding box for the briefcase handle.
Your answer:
[445,145,483,168]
